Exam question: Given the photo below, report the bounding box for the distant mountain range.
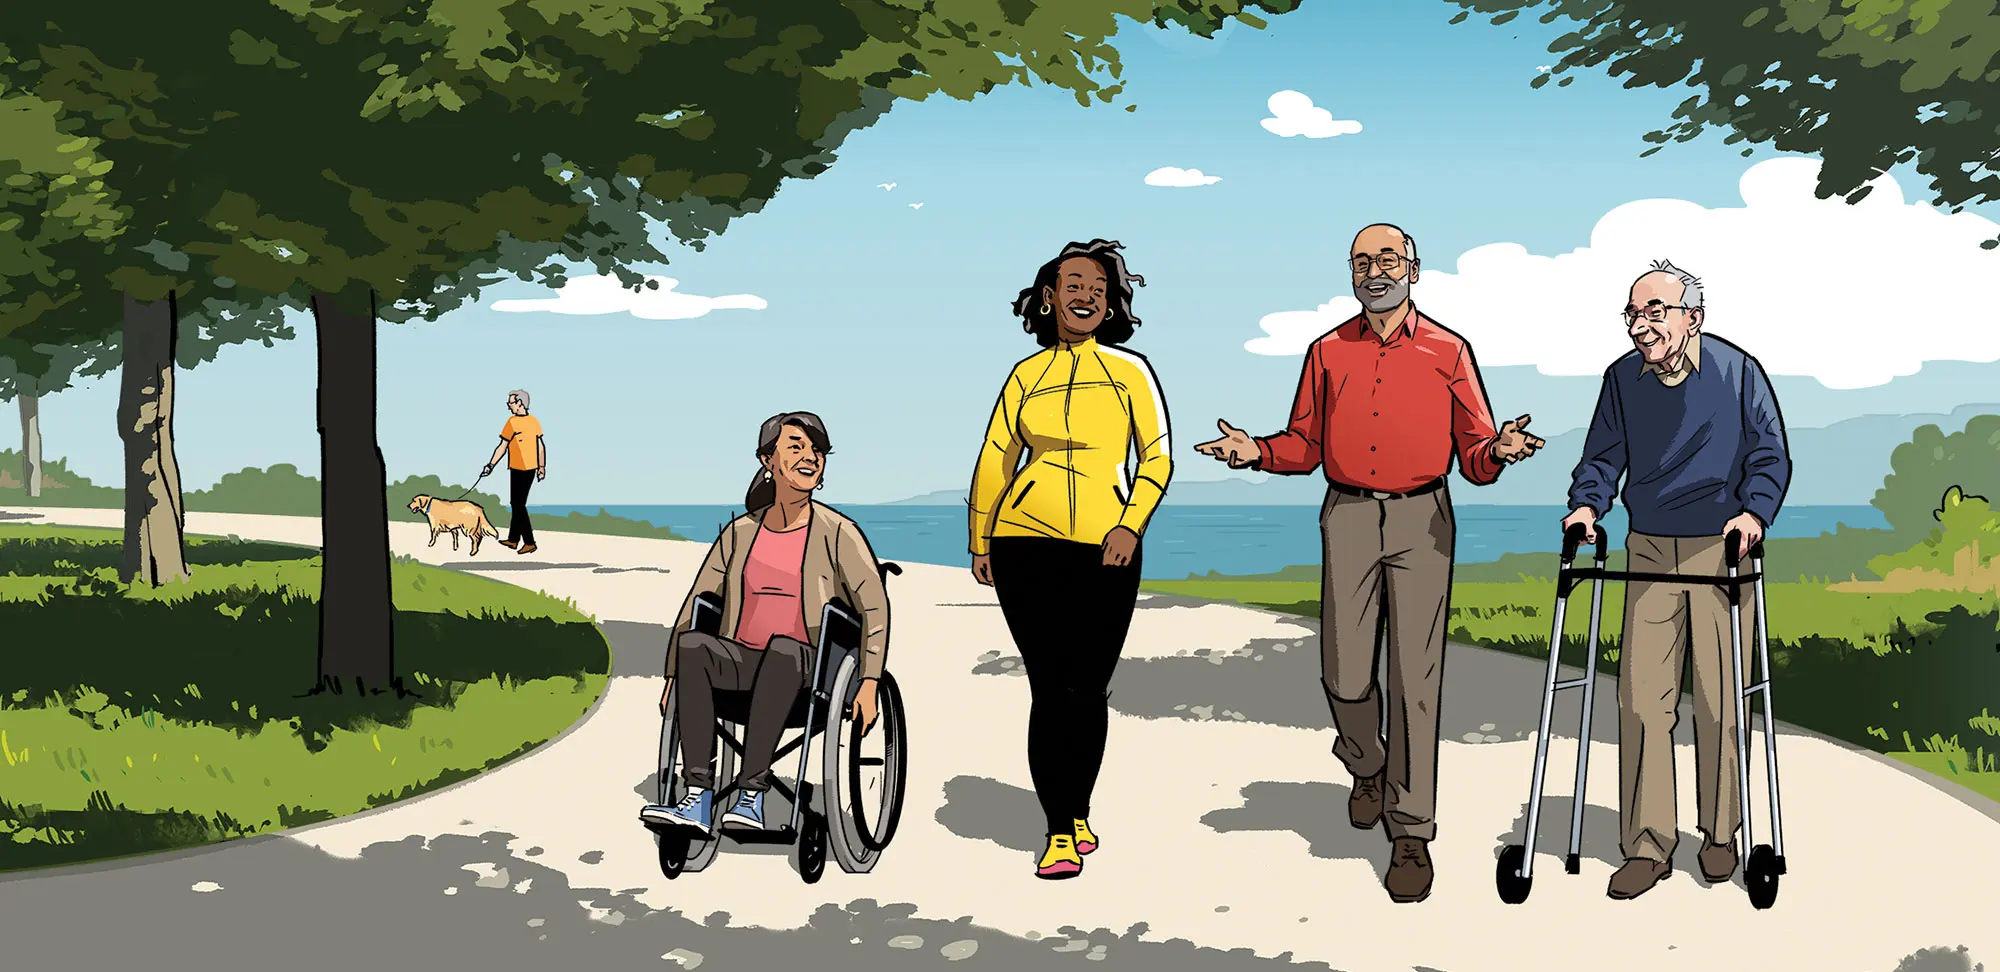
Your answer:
[880,404,2000,507]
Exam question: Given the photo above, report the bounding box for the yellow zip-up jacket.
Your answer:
[968,336,1173,555]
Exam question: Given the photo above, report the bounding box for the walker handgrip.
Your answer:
[1561,522,1607,562]
[1723,529,1766,568]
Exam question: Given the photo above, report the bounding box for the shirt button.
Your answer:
[1373,411,1380,417]
[1375,378,1382,383]
[1370,446,1377,451]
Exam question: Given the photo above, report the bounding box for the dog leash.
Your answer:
[447,463,497,503]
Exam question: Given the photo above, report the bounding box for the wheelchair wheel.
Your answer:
[656,685,734,875]
[823,654,908,874]
[798,810,828,884]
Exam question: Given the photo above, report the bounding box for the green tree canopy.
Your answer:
[1873,413,2000,535]
[1450,0,2000,245]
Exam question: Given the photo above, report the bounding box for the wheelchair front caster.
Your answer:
[1495,844,1533,904]
[1746,844,1781,910]
[798,810,827,884]
[656,828,690,880]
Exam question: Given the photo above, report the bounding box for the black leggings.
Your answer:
[989,535,1143,836]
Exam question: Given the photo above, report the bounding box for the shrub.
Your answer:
[1868,486,2000,578]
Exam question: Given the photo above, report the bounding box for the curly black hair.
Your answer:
[1011,239,1146,348]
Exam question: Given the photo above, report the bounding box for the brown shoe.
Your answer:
[1698,840,1739,883]
[1607,858,1672,899]
[1384,837,1433,903]
[517,543,537,555]
[1349,772,1384,829]
[499,539,520,550]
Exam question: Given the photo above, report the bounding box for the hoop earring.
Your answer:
[1039,301,1051,316]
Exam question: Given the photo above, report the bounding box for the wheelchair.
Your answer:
[647,562,909,884]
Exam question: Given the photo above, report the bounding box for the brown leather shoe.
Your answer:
[499,539,520,549]
[517,543,537,555]
[1384,837,1433,903]
[1349,772,1384,829]
[1698,840,1739,883]
[1607,858,1671,899]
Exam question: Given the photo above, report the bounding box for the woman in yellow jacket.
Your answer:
[967,238,1173,879]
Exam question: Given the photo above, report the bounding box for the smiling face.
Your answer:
[1626,271,1702,367]
[507,394,527,416]
[1042,256,1109,341]
[1350,224,1418,315]
[761,424,825,495]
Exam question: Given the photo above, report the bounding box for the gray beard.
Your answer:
[1355,276,1410,314]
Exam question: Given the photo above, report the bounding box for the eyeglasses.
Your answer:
[1350,253,1413,275]
[1622,304,1692,324]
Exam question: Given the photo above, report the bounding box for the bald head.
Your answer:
[1351,223,1419,315]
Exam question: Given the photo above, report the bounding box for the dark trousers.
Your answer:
[507,468,536,544]
[989,535,1143,835]
[674,632,811,792]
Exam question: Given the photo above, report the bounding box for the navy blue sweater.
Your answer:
[1567,334,1790,537]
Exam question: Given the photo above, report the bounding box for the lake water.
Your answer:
[533,503,1888,581]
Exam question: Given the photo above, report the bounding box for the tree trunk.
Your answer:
[18,383,41,498]
[118,293,190,585]
[312,288,397,695]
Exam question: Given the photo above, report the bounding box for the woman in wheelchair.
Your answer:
[640,411,890,834]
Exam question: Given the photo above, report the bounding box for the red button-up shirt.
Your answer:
[1254,307,1504,491]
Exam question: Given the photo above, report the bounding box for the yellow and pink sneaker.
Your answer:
[1036,833,1083,879]
[1073,818,1099,855]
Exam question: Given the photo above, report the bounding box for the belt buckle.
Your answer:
[1368,489,1393,501]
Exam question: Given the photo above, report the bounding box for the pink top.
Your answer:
[732,522,811,651]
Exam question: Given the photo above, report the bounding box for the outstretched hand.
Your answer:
[1492,414,1546,465]
[1194,419,1257,469]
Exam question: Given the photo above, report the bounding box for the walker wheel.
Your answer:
[1495,844,1533,904]
[1746,844,1780,910]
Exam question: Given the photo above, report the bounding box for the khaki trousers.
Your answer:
[1618,532,1757,862]
[1318,484,1455,842]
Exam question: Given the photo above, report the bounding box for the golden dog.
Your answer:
[407,495,500,555]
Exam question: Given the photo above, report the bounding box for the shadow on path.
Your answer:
[934,776,1043,853]
[0,828,1366,971]
[1199,781,1390,869]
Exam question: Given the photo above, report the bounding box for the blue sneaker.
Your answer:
[639,786,713,834]
[720,789,766,830]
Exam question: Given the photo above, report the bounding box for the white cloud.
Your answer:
[1144,166,1223,188]
[1259,90,1362,139]
[1243,158,2000,389]
[490,275,766,320]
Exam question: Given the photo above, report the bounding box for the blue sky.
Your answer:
[28,2,2000,504]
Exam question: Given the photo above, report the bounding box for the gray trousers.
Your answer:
[1319,484,1455,841]
[674,631,811,792]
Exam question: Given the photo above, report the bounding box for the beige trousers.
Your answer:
[1319,484,1455,841]
[1618,531,1758,862]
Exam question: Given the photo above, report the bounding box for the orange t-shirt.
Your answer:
[499,415,544,470]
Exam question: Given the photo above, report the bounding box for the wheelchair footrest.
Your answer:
[721,826,797,846]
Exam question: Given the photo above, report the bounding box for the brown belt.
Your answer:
[1326,476,1444,501]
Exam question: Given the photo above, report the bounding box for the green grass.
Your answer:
[1145,549,2000,803]
[0,523,610,871]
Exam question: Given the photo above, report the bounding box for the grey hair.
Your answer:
[1649,259,1703,309]
[508,388,530,410]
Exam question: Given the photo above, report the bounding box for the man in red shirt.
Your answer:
[1197,223,1543,903]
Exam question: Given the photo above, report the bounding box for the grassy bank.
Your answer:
[0,523,612,871]
[0,451,687,542]
[1145,529,2000,802]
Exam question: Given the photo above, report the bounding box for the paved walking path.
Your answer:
[2,507,1994,972]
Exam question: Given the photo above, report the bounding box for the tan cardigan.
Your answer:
[669,502,891,680]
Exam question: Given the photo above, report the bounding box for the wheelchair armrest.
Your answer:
[690,592,723,636]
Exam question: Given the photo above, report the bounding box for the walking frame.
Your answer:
[1495,523,1788,909]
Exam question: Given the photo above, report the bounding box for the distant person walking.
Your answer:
[484,389,546,555]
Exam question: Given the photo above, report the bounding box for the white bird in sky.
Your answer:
[878,182,897,191]
[1537,64,1553,73]
[908,202,924,210]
